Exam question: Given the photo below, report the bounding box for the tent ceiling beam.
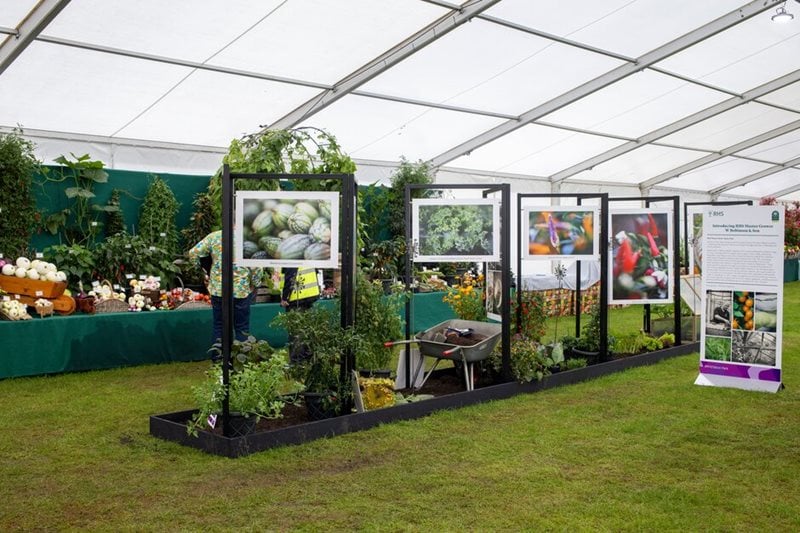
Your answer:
[710,155,800,197]
[351,89,517,120]
[428,0,784,169]
[640,118,800,188]
[266,0,501,131]
[550,68,800,184]
[0,0,70,76]
[35,35,330,90]
[0,125,227,154]
[769,182,800,200]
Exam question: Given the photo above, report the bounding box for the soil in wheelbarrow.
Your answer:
[442,331,488,346]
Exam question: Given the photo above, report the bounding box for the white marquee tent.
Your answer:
[2,0,800,202]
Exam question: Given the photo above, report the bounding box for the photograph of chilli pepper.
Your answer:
[610,211,671,303]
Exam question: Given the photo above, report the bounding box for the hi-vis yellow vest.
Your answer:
[280,268,321,302]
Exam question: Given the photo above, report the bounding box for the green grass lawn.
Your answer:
[1,284,798,530]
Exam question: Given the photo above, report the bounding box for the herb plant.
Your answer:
[138,176,180,256]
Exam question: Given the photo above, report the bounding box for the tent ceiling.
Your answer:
[1,0,799,200]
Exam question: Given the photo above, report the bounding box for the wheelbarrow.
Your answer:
[385,319,501,392]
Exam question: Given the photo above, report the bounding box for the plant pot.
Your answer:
[303,392,338,421]
[358,368,392,379]
[227,412,257,437]
[570,348,601,365]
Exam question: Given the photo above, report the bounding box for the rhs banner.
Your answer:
[695,205,784,393]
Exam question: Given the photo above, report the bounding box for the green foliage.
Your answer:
[570,302,616,354]
[138,176,180,256]
[562,357,588,370]
[272,306,361,407]
[208,334,281,372]
[179,191,217,285]
[350,270,407,371]
[385,157,435,241]
[491,334,554,383]
[511,290,548,343]
[187,353,290,436]
[41,153,110,246]
[94,232,179,286]
[206,127,356,227]
[104,189,126,236]
[615,332,664,355]
[43,243,96,289]
[364,236,406,280]
[0,130,40,257]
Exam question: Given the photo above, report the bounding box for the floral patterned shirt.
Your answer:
[188,230,263,298]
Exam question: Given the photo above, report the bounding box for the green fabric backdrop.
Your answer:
[30,167,210,251]
[0,292,456,379]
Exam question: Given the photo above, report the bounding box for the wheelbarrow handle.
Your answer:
[442,346,463,356]
[383,340,419,348]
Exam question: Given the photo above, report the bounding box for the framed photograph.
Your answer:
[234,191,339,269]
[485,266,503,322]
[522,207,599,260]
[686,205,704,275]
[609,209,672,305]
[412,198,500,262]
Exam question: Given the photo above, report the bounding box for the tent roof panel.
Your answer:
[43,0,286,63]
[116,70,320,147]
[736,128,800,164]
[360,19,622,115]
[299,95,505,161]
[485,0,745,57]
[758,80,800,112]
[540,70,730,138]
[659,156,772,191]
[724,167,800,198]
[0,42,192,136]
[655,12,800,92]
[207,0,446,85]
[659,102,800,151]
[567,145,703,184]
[0,0,38,28]
[448,124,624,176]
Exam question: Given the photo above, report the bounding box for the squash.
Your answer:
[294,201,319,221]
[258,236,282,257]
[251,211,273,238]
[275,234,313,259]
[277,230,294,240]
[287,212,312,234]
[318,201,331,219]
[304,242,330,261]
[308,217,331,243]
[242,201,262,226]
[271,203,295,230]
[242,241,259,258]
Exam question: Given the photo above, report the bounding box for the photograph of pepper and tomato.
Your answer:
[703,290,778,365]
[610,210,671,304]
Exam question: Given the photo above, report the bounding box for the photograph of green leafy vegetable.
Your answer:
[610,210,671,304]
[524,208,597,259]
[704,336,731,361]
[413,199,498,261]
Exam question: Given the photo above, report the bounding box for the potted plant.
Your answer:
[365,236,406,291]
[272,305,362,420]
[351,269,407,377]
[187,349,289,437]
[562,302,616,364]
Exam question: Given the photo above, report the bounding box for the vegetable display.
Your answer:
[0,257,67,282]
[239,195,335,264]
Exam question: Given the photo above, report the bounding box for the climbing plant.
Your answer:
[0,129,40,257]
[138,175,180,256]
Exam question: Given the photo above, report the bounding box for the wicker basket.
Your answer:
[94,297,128,314]
[34,301,55,318]
[0,308,32,321]
[174,300,211,311]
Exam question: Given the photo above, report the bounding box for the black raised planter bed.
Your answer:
[150,342,699,457]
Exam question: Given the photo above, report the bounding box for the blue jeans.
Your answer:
[211,291,254,346]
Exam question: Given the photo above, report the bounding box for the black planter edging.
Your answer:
[150,342,699,457]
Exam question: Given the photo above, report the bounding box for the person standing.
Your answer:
[279,267,321,363]
[189,230,263,346]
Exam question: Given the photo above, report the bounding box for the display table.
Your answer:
[0,292,456,379]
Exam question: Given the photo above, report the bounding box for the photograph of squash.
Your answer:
[609,210,672,305]
[412,198,500,262]
[235,191,339,269]
[754,292,778,332]
[523,207,598,260]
